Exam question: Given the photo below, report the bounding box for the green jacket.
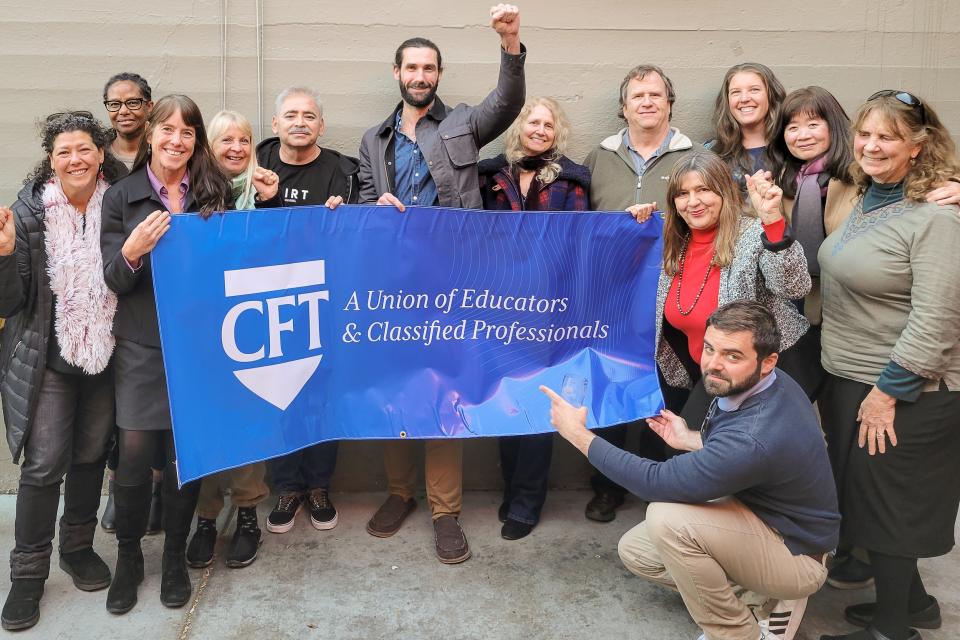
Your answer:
[583,127,701,211]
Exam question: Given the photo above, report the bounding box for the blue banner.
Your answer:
[151,205,664,483]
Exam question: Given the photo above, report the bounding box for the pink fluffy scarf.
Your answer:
[42,177,117,374]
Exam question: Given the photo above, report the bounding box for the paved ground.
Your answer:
[0,491,955,639]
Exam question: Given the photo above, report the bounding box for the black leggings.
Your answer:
[107,426,166,473]
[115,429,176,487]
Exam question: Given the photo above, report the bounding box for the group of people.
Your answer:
[0,4,957,640]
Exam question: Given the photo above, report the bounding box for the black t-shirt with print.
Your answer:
[258,142,349,206]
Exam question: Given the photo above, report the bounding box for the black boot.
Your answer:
[59,548,111,591]
[106,482,150,615]
[101,477,116,533]
[1,579,44,630]
[146,476,163,535]
[159,475,200,608]
[159,551,191,608]
[59,461,111,590]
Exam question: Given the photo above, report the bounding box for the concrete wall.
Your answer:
[0,0,956,490]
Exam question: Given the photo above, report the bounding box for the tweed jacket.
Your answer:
[655,215,812,388]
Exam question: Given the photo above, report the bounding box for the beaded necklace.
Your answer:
[675,233,716,316]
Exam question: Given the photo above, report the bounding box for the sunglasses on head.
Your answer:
[45,110,95,123]
[867,90,927,125]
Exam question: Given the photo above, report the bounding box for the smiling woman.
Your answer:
[708,62,786,196]
[99,94,231,616]
[0,112,127,630]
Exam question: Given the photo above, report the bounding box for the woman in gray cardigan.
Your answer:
[634,151,812,428]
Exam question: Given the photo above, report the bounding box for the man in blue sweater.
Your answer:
[542,301,840,640]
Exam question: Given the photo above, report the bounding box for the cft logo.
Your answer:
[220,259,329,410]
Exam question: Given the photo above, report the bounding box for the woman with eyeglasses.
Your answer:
[100,94,230,615]
[102,73,154,172]
[707,62,786,196]
[0,112,127,630]
[818,91,960,640]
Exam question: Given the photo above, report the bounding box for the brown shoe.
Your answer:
[433,515,471,564]
[366,494,417,538]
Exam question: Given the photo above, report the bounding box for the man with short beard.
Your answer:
[358,4,525,565]
[543,301,840,640]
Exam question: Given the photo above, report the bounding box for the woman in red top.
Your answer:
[638,150,812,425]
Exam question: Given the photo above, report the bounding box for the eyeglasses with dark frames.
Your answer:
[103,98,146,112]
[867,90,927,125]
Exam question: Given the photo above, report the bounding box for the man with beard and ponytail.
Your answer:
[357,4,525,564]
[542,301,840,640]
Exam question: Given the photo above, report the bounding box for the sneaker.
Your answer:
[584,491,624,522]
[266,493,304,534]
[308,489,338,530]
[226,507,262,568]
[827,553,874,590]
[186,517,217,568]
[758,597,807,640]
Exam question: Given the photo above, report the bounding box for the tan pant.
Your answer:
[384,439,462,518]
[196,462,269,520]
[618,498,827,640]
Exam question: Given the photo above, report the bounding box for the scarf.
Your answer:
[43,177,117,374]
[231,173,257,211]
[792,155,828,276]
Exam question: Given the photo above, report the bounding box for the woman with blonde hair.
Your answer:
[182,109,278,572]
[478,96,590,539]
[818,91,960,640]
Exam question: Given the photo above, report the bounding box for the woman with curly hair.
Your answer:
[819,92,960,640]
[0,112,127,630]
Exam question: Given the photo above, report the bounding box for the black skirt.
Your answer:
[819,373,960,558]
[113,338,172,430]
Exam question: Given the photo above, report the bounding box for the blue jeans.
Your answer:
[499,433,553,525]
[269,441,339,494]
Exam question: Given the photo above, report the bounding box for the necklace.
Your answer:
[675,234,715,316]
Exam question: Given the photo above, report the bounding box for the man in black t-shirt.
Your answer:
[254,86,357,536]
[256,86,360,207]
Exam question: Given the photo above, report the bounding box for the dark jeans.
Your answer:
[499,433,553,525]
[269,442,339,494]
[11,367,114,580]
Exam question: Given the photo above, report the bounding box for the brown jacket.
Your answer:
[783,178,858,324]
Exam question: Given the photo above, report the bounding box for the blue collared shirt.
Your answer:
[393,112,438,207]
[717,370,778,412]
[623,128,674,177]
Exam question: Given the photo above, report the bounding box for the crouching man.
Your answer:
[542,301,840,640]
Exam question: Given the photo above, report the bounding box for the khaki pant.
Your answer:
[196,462,269,520]
[384,439,462,518]
[618,498,827,640]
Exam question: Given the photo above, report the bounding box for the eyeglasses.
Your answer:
[103,98,146,112]
[699,397,719,437]
[867,90,926,125]
[45,110,94,122]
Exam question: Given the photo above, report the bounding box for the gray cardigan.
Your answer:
[655,215,812,388]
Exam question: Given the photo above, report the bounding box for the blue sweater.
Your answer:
[588,371,840,555]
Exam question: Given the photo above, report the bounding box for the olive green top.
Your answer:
[818,195,960,390]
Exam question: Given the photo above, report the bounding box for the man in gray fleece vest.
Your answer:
[542,301,839,640]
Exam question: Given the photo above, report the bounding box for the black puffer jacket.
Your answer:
[0,181,52,462]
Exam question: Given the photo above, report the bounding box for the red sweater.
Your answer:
[665,219,785,363]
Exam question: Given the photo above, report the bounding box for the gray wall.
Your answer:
[1,0,958,204]
[0,1,956,491]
